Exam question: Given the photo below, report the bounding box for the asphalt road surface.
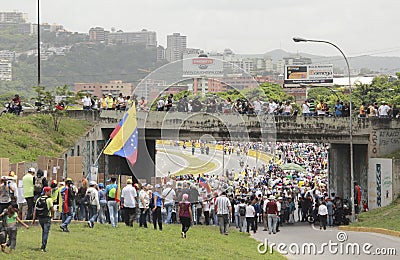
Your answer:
[251,222,399,260]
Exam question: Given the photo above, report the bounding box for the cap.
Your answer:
[43,186,51,193]
[28,167,36,173]
[127,179,133,184]
[269,195,275,200]
[155,184,161,188]
[98,183,104,188]
[278,196,283,200]
[1,176,7,181]
[89,181,97,186]
[108,93,112,96]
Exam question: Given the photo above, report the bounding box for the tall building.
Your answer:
[0,60,12,81]
[0,11,27,23]
[157,45,166,61]
[107,29,157,47]
[283,55,312,65]
[89,27,108,42]
[166,33,187,62]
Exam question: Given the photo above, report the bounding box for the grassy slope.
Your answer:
[0,114,94,163]
[350,198,400,231]
[2,224,285,260]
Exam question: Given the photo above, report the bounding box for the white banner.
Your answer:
[183,57,224,77]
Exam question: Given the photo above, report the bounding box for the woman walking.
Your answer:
[1,204,29,254]
[178,194,192,238]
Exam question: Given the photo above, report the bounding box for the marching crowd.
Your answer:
[0,141,364,253]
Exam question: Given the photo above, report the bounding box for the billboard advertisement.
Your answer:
[284,64,333,84]
[183,57,224,78]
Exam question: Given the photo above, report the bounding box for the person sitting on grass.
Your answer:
[0,204,29,254]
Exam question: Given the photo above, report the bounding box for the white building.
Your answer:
[0,60,12,81]
[107,29,157,47]
[166,33,187,62]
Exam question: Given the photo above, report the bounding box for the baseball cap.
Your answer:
[89,180,97,186]
[155,184,161,188]
[127,179,133,184]
[28,167,36,173]
[43,186,51,193]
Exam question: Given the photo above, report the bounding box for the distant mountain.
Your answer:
[262,49,400,73]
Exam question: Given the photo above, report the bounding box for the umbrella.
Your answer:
[280,163,305,172]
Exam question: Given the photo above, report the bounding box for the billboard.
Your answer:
[183,57,224,78]
[284,64,333,84]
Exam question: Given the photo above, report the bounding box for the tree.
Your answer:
[33,85,80,131]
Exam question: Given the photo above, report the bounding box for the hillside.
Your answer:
[0,113,94,163]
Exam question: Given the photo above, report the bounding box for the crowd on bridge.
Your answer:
[81,91,399,118]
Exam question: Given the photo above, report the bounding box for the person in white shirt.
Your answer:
[245,201,256,233]
[253,98,262,115]
[318,201,328,230]
[162,182,176,224]
[215,192,231,235]
[302,100,310,116]
[268,99,278,115]
[378,101,391,118]
[86,181,100,228]
[81,94,92,110]
[121,179,137,227]
[138,185,149,228]
[157,98,165,111]
[202,198,211,225]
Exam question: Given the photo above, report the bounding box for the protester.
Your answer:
[0,204,29,254]
[97,183,107,224]
[60,178,75,232]
[0,176,13,214]
[152,184,163,231]
[121,179,137,227]
[105,177,119,228]
[318,201,328,230]
[32,186,53,252]
[162,182,176,224]
[138,184,149,228]
[86,181,100,228]
[215,191,231,235]
[178,193,192,238]
[22,168,35,220]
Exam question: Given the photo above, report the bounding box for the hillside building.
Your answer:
[0,60,12,81]
[74,80,133,97]
[166,33,187,62]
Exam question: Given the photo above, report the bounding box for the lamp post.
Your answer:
[293,37,355,222]
[37,0,41,86]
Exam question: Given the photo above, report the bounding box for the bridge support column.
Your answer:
[132,138,156,183]
[329,144,368,202]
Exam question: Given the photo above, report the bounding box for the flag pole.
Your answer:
[85,137,112,179]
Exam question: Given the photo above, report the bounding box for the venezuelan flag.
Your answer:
[104,104,138,165]
[199,176,211,193]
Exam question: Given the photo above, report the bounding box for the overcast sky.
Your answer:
[2,0,400,57]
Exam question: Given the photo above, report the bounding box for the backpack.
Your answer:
[36,196,49,218]
[83,193,91,206]
[239,205,246,216]
[148,193,155,209]
[108,187,117,199]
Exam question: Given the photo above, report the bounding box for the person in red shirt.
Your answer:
[266,195,279,234]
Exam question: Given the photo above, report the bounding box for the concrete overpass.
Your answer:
[66,110,400,206]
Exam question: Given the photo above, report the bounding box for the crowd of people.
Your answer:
[0,140,367,253]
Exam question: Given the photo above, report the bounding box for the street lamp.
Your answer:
[293,37,355,222]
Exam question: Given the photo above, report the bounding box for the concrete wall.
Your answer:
[329,143,368,203]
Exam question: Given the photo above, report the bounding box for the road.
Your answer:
[155,145,265,177]
[251,222,399,259]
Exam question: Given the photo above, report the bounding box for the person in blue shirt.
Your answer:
[152,184,163,231]
[105,177,118,228]
[335,100,343,117]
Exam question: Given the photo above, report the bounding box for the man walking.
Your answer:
[267,195,278,234]
[60,178,75,232]
[86,181,100,228]
[121,179,137,227]
[23,168,35,220]
[162,182,176,224]
[33,186,54,252]
[215,191,231,235]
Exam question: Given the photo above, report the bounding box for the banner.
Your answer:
[284,64,333,84]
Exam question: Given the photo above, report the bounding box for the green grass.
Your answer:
[350,198,400,231]
[158,149,217,176]
[0,113,94,163]
[1,223,285,260]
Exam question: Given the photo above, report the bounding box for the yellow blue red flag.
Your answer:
[103,104,138,165]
